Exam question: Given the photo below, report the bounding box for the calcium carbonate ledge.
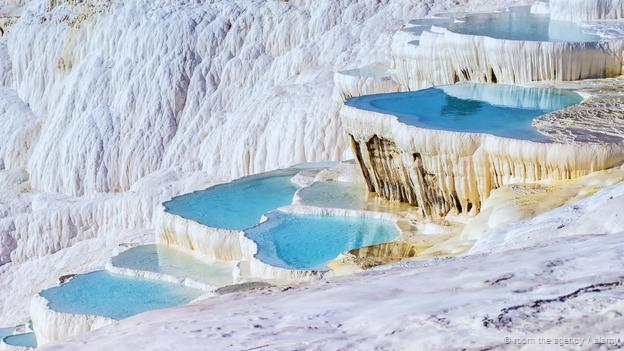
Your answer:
[30,289,211,346]
[157,207,247,261]
[1,345,30,351]
[158,179,405,282]
[0,341,33,351]
[238,205,402,282]
[0,333,35,351]
[30,294,113,346]
[104,255,222,293]
[157,201,317,282]
[334,64,400,100]
[392,21,624,90]
[341,99,624,218]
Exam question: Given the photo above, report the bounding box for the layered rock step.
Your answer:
[20,162,414,347]
[0,325,35,351]
[336,5,624,103]
[393,6,624,90]
[342,83,624,217]
[27,241,242,346]
[157,163,409,281]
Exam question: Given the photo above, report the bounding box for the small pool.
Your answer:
[164,169,300,230]
[345,84,583,141]
[244,212,400,270]
[2,333,37,349]
[446,6,601,42]
[0,328,14,339]
[111,245,236,286]
[298,182,369,210]
[39,271,202,320]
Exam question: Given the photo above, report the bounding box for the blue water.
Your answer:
[298,182,368,210]
[111,245,235,286]
[345,84,583,141]
[290,161,339,169]
[164,169,300,230]
[3,333,37,348]
[244,212,400,270]
[0,328,13,339]
[446,6,601,42]
[39,271,202,320]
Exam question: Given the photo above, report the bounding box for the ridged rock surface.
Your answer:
[392,27,624,90]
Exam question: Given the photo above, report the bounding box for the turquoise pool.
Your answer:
[164,169,300,230]
[111,245,236,286]
[446,6,601,42]
[0,328,13,339]
[345,84,583,141]
[39,271,202,320]
[3,333,36,349]
[244,212,400,270]
[298,182,369,210]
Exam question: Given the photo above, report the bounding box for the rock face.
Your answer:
[341,98,624,217]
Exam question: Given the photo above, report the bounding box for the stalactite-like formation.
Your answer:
[342,105,624,218]
[392,27,624,90]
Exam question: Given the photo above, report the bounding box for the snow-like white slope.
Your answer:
[3,0,397,196]
[0,0,527,327]
[1,0,528,197]
[30,180,624,350]
[0,228,153,327]
[471,174,624,253]
[550,0,624,21]
[38,230,624,350]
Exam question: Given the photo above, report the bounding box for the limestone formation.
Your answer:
[393,26,624,90]
[341,97,624,217]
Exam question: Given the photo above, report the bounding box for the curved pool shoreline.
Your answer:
[345,84,583,142]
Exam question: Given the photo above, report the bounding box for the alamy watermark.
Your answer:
[503,336,622,347]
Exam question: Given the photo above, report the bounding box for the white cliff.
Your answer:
[333,64,400,100]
